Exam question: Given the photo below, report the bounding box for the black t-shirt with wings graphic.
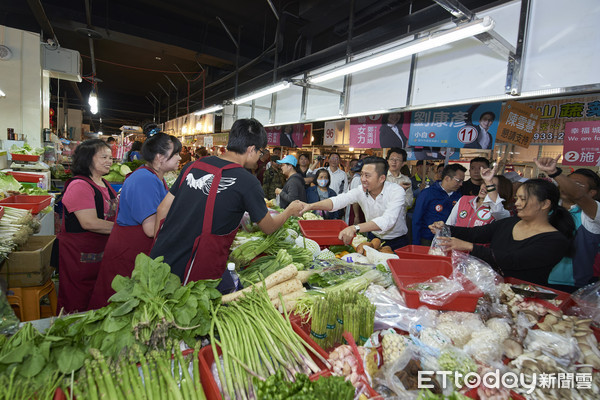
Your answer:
[150,156,268,278]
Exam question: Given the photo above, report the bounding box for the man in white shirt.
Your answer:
[327,152,348,195]
[386,147,413,209]
[300,156,409,250]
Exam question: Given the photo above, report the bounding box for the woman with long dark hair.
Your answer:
[89,133,181,308]
[58,139,118,312]
[430,179,575,285]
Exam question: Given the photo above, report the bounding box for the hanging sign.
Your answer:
[203,135,213,148]
[408,102,502,149]
[562,121,600,166]
[495,100,541,148]
[323,121,338,146]
[265,124,303,147]
[524,96,600,145]
[349,115,381,148]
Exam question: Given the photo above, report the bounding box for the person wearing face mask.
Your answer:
[305,169,340,219]
[299,156,408,250]
[275,155,307,208]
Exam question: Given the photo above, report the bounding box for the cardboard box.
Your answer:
[1,265,53,288]
[2,236,55,287]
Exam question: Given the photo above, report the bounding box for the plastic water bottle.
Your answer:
[227,262,240,292]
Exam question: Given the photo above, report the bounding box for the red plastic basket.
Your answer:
[5,171,45,183]
[393,244,452,263]
[0,195,52,214]
[10,153,41,162]
[388,259,483,312]
[198,320,330,400]
[298,219,348,246]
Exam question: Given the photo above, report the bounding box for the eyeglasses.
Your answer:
[452,177,464,183]
[388,158,403,163]
[256,147,266,157]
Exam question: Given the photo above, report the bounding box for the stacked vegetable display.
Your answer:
[0,207,40,260]
[0,254,219,399]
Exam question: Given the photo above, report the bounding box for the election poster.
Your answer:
[562,121,600,166]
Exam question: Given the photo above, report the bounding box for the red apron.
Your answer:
[57,177,117,313]
[89,167,168,309]
[174,160,242,285]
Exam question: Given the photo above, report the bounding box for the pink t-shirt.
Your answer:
[62,179,114,217]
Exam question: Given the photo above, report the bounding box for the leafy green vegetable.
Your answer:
[255,370,354,400]
[10,143,44,155]
[0,172,22,192]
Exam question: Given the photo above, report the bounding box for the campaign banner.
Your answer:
[496,100,541,148]
[408,102,502,150]
[523,96,600,145]
[562,121,600,166]
[406,147,460,161]
[302,123,312,146]
[349,112,411,148]
[265,124,303,147]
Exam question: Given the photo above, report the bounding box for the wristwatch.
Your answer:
[354,225,361,233]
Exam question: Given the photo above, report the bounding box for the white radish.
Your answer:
[221,264,298,303]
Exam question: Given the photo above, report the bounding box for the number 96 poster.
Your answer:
[408,102,503,150]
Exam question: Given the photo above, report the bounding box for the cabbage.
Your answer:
[0,173,22,191]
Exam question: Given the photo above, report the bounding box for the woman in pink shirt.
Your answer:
[58,139,118,313]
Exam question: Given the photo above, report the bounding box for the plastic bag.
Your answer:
[306,260,376,289]
[363,245,399,266]
[463,328,505,365]
[523,329,581,367]
[569,281,600,325]
[363,285,435,332]
[451,250,503,297]
[0,286,20,336]
[406,275,463,306]
[429,224,451,256]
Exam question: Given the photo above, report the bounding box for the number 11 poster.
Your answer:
[408,102,503,150]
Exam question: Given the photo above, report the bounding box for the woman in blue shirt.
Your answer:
[305,169,340,219]
[89,133,181,308]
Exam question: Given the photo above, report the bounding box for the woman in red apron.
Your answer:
[88,133,181,309]
[57,139,118,313]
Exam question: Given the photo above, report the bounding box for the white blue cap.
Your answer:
[276,155,298,167]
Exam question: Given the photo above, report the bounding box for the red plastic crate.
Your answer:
[388,259,483,312]
[298,219,348,246]
[6,171,45,183]
[394,244,452,263]
[10,153,41,162]
[198,320,330,400]
[0,195,52,214]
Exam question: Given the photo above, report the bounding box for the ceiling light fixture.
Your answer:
[89,88,98,114]
[194,104,224,116]
[0,89,5,97]
[232,81,291,105]
[308,17,495,84]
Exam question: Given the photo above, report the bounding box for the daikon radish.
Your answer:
[267,278,303,300]
[272,288,307,310]
[296,270,315,284]
[221,263,298,303]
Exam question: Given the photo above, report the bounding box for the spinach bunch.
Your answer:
[0,253,221,388]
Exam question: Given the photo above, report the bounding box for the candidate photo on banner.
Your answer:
[279,124,303,147]
[408,102,502,149]
[379,112,409,148]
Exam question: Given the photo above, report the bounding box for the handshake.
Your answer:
[286,200,312,217]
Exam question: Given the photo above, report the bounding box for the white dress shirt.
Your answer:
[330,181,407,240]
[387,171,413,209]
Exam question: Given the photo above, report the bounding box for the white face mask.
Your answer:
[317,179,328,187]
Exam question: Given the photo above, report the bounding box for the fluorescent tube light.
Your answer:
[308,17,495,84]
[0,89,6,98]
[232,81,291,104]
[194,104,224,116]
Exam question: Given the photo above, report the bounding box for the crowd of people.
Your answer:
[55,118,600,314]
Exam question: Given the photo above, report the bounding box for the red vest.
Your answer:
[455,196,495,228]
